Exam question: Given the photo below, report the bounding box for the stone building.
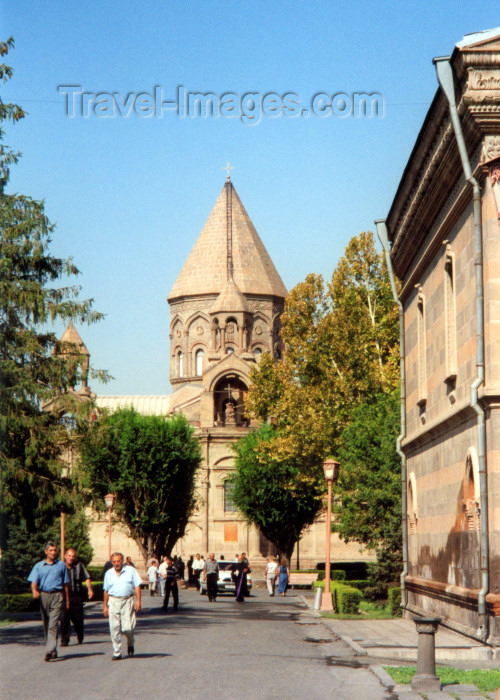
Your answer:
[380,28,500,644]
[88,177,371,569]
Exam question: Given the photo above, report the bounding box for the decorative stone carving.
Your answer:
[480,136,500,163]
[466,68,500,92]
[255,325,263,335]
[196,326,204,336]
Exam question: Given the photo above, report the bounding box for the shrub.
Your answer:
[317,569,346,582]
[363,583,390,601]
[0,593,39,613]
[336,585,362,614]
[388,587,401,616]
[313,581,362,614]
[86,566,103,581]
[89,582,103,601]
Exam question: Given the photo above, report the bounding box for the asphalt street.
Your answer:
[0,588,396,700]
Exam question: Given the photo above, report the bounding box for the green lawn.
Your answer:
[320,600,396,620]
[383,666,500,693]
[0,617,17,627]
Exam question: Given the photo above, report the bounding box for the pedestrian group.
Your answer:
[28,542,287,662]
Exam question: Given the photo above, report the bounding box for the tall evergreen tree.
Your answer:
[0,38,106,589]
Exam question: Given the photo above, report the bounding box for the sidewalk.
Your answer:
[321,617,497,663]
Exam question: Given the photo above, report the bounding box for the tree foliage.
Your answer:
[0,37,107,588]
[247,232,399,464]
[230,424,324,561]
[79,409,201,562]
[334,390,402,581]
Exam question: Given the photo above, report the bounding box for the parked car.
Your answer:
[199,561,252,596]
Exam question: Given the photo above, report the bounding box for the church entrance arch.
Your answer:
[213,375,248,426]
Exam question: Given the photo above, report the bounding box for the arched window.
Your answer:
[224,480,237,513]
[226,346,234,354]
[463,449,480,532]
[408,472,418,534]
[416,286,427,408]
[254,347,262,362]
[226,319,237,344]
[444,244,457,386]
[195,349,204,376]
[178,351,183,377]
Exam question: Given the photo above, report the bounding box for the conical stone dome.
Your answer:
[168,181,287,301]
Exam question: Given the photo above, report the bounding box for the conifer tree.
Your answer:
[0,38,106,585]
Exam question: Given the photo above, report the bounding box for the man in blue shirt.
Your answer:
[27,541,70,662]
[103,552,142,660]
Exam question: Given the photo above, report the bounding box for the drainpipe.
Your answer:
[433,56,489,641]
[375,219,408,609]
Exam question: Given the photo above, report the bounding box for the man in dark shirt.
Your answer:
[162,556,179,613]
[61,548,93,646]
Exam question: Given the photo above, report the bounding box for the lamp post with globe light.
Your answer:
[104,493,115,560]
[321,459,340,611]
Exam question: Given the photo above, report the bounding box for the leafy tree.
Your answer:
[0,37,106,590]
[247,232,399,464]
[79,409,201,562]
[334,390,402,582]
[230,424,324,561]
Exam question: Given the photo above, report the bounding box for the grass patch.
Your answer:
[320,600,395,620]
[0,616,18,627]
[383,666,500,692]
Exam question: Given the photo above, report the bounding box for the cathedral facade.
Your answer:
[89,178,372,569]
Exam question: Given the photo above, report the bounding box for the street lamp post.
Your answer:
[104,493,115,561]
[321,458,340,611]
[60,512,66,557]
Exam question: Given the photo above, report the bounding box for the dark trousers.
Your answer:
[206,572,218,600]
[193,569,202,589]
[163,579,178,610]
[61,595,84,644]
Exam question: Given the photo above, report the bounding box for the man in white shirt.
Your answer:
[103,552,142,660]
[265,556,278,596]
[191,553,205,590]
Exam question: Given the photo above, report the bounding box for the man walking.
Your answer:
[162,556,179,613]
[265,556,278,596]
[192,553,204,590]
[61,548,93,646]
[103,552,142,660]
[28,541,70,662]
[203,553,219,602]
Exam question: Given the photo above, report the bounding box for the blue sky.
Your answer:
[2,2,499,395]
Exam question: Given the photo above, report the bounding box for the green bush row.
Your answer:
[89,582,103,601]
[316,569,346,582]
[289,569,319,574]
[313,581,362,614]
[0,593,39,613]
[388,587,401,616]
[87,566,103,581]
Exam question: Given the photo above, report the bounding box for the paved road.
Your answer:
[0,589,395,700]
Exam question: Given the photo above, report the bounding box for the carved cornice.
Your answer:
[388,54,500,280]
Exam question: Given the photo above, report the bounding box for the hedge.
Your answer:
[90,582,103,601]
[388,587,401,616]
[316,562,368,580]
[317,569,346,582]
[87,566,103,581]
[0,593,39,613]
[313,581,362,614]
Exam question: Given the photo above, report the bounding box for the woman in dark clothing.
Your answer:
[231,555,251,603]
